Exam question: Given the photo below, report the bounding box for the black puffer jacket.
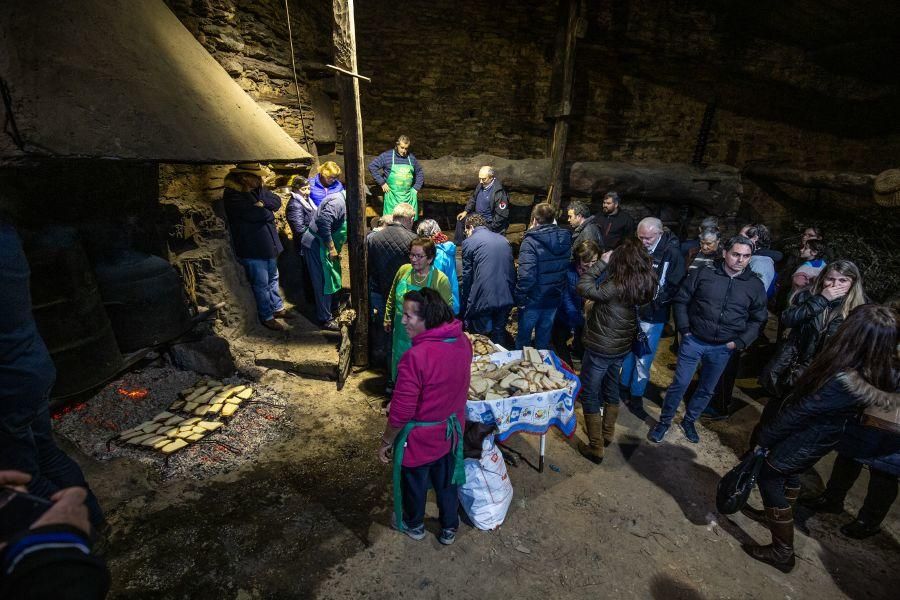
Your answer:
[366,222,417,297]
[515,224,572,309]
[673,262,768,350]
[760,371,899,474]
[576,261,636,357]
[781,291,846,367]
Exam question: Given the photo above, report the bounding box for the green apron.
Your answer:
[390,266,436,380]
[318,219,347,295]
[391,383,466,532]
[382,151,418,217]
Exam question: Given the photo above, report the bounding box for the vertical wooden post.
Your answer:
[546,0,579,211]
[332,0,368,365]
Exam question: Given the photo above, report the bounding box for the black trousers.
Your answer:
[825,454,899,526]
[401,452,460,530]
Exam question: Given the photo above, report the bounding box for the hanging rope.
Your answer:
[283,0,314,157]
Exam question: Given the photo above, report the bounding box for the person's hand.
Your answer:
[601,250,614,263]
[30,487,91,536]
[456,210,468,221]
[328,248,340,260]
[377,442,392,464]
[381,183,390,193]
[726,341,736,350]
[384,321,392,333]
[821,281,851,301]
[0,470,31,493]
[254,201,264,208]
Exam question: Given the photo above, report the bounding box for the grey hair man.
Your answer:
[620,216,686,416]
[454,165,510,243]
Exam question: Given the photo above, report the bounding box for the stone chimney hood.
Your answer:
[0,0,312,164]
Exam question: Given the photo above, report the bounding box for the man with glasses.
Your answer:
[454,166,510,244]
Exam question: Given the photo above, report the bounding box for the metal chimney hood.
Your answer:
[0,0,312,164]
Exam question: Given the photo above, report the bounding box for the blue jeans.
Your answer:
[239,257,284,323]
[468,307,511,345]
[579,349,625,414]
[0,381,104,528]
[516,307,557,350]
[659,334,734,426]
[619,321,665,397]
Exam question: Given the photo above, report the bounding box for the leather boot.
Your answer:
[578,412,604,464]
[742,506,796,573]
[601,403,619,447]
[742,485,801,524]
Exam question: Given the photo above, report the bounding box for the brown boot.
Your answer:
[742,506,796,573]
[578,412,604,464]
[601,403,619,447]
[742,485,802,523]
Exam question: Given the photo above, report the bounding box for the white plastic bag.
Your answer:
[458,434,513,530]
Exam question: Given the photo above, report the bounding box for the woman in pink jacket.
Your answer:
[377,288,472,545]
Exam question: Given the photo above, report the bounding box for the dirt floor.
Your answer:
[63,333,899,600]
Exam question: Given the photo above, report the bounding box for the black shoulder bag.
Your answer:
[631,306,652,357]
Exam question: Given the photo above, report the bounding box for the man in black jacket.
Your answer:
[454,166,510,244]
[366,202,417,370]
[461,215,516,344]
[620,218,685,417]
[567,200,604,251]
[649,235,767,444]
[222,163,288,331]
[596,191,634,249]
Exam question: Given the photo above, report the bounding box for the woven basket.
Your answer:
[873,168,900,207]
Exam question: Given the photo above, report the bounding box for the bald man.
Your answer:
[454,166,510,244]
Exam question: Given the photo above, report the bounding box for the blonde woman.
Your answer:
[761,259,867,398]
[309,161,344,207]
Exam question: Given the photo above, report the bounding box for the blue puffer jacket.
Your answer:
[555,264,584,329]
[461,226,515,317]
[515,224,572,309]
[759,371,898,474]
[433,240,460,314]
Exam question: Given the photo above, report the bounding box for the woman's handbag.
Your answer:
[716,448,767,514]
[631,306,652,357]
[759,338,799,397]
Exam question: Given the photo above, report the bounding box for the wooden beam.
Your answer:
[332,0,368,366]
[545,0,579,210]
[744,165,875,196]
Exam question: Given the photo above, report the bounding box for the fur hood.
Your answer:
[837,370,900,410]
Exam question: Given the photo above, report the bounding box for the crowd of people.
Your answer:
[0,134,896,594]
[360,137,897,571]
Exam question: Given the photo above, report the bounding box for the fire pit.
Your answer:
[53,365,289,480]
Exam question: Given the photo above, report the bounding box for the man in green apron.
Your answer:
[368,135,425,217]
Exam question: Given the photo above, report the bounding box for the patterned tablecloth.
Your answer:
[465,349,581,442]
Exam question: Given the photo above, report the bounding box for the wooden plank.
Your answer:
[545,0,580,210]
[332,0,369,366]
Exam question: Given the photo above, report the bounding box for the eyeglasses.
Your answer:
[409,253,427,260]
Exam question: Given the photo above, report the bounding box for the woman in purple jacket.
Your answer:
[377,288,472,546]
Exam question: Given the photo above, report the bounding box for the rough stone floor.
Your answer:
[67,336,898,600]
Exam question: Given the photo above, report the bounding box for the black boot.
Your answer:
[743,506,796,573]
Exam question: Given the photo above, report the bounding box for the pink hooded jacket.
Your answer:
[389,319,472,467]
